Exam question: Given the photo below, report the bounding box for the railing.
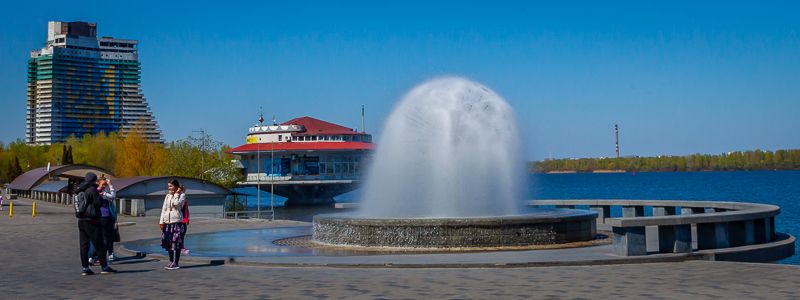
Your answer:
[243,173,360,182]
[19,193,271,220]
[21,190,73,205]
[529,200,782,256]
[290,174,359,181]
[246,173,292,182]
[222,210,274,220]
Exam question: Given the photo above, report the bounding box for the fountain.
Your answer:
[313,77,597,249]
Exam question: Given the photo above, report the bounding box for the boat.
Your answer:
[227,116,374,205]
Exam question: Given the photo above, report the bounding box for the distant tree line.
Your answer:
[530,149,800,173]
[0,132,243,188]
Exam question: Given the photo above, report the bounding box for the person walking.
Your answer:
[76,172,117,275]
[160,179,186,270]
[176,185,190,255]
[98,177,118,262]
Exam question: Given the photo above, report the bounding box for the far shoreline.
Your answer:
[534,169,800,174]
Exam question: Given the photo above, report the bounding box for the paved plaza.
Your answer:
[1,199,799,299]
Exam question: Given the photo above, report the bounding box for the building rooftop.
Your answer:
[8,164,113,191]
[282,116,364,136]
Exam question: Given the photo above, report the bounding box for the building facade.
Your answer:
[27,21,161,145]
[228,116,374,205]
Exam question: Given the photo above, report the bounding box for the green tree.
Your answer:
[10,156,23,179]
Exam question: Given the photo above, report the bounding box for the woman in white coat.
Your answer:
[159,179,186,270]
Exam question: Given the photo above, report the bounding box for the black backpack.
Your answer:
[74,191,96,219]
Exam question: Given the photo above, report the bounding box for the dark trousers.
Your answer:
[100,218,116,256]
[79,220,107,268]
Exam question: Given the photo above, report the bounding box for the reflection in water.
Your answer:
[128,227,313,257]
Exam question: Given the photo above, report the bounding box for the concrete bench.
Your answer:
[529,199,780,256]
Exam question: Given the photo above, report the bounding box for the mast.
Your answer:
[615,124,620,159]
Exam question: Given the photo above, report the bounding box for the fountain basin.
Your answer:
[312,209,598,249]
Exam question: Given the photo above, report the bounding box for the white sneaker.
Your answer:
[108,253,116,262]
[88,257,95,265]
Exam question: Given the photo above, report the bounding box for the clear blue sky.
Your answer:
[1,1,798,160]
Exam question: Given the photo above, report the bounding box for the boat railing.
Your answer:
[245,173,361,182]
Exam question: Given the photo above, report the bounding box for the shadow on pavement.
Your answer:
[114,269,155,274]
[113,259,160,265]
[180,261,225,269]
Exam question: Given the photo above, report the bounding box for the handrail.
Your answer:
[527,199,786,256]
[223,210,274,220]
[528,199,780,227]
[529,199,776,210]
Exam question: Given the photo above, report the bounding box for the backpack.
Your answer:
[74,191,96,219]
[181,199,190,224]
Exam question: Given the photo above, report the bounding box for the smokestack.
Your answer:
[615,124,619,159]
[361,105,366,133]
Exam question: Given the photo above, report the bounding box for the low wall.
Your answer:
[529,199,790,258]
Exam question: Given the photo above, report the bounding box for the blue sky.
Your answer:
[1,1,798,160]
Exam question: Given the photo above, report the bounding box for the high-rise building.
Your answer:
[26,21,162,145]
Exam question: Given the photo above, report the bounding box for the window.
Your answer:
[278,135,282,141]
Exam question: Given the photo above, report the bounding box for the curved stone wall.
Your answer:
[529,199,789,257]
[312,210,598,248]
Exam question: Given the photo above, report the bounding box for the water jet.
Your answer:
[313,77,597,249]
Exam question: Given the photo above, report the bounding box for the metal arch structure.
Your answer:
[8,164,114,193]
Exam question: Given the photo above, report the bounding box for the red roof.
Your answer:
[227,142,374,154]
[282,116,364,135]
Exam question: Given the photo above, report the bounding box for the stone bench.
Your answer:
[529,199,780,256]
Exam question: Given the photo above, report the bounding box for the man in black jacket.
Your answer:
[76,172,117,275]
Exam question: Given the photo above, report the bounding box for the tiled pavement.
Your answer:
[1,198,799,299]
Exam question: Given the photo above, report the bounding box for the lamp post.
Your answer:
[257,111,264,219]
[270,140,275,221]
[270,115,276,221]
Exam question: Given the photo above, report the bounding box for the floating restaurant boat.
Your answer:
[227,116,373,206]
